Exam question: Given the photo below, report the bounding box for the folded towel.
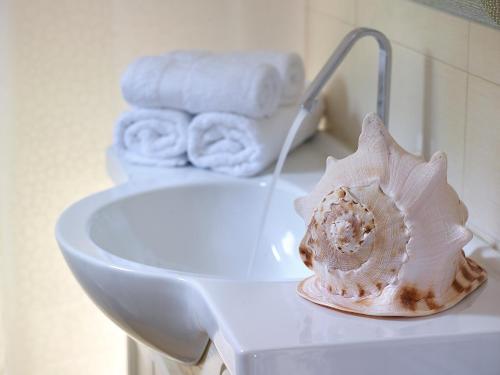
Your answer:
[114,108,191,167]
[239,51,305,105]
[187,99,324,177]
[121,51,282,118]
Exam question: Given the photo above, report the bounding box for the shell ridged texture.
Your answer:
[301,183,409,298]
[295,113,487,317]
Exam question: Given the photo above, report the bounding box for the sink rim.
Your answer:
[56,135,500,375]
[56,178,310,283]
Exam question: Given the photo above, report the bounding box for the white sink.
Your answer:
[88,180,309,281]
[57,133,500,375]
[56,178,311,364]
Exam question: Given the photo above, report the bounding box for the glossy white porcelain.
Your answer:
[88,181,310,281]
[57,178,311,364]
[57,133,500,375]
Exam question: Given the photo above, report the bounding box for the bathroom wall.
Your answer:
[306,0,500,247]
[2,1,498,374]
[0,0,9,372]
[0,0,304,374]
[2,1,126,374]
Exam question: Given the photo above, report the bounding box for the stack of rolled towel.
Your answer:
[114,50,324,177]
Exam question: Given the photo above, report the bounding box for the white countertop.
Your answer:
[107,132,500,375]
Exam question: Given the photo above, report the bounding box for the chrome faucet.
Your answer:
[301,28,392,126]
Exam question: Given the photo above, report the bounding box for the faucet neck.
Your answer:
[301,27,392,126]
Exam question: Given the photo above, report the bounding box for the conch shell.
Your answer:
[295,113,487,316]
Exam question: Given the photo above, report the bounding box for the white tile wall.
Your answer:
[419,60,467,194]
[306,0,500,245]
[357,0,470,69]
[469,22,500,85]
[464,76,500,244]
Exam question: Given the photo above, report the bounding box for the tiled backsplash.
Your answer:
[306,0,500,247]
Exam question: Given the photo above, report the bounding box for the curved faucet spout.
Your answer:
[301,27,392,126]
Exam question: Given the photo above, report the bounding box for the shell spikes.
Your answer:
[296,113,487,317]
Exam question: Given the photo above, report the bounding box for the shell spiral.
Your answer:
[295,113,487,317]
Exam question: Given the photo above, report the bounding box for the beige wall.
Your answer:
[306,0,500,247]
[0,0,304,374]
[3,1,125,374]
[0,0,9,372]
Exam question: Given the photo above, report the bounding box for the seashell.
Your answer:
[295,113,487,317]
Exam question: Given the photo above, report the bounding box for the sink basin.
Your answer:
[57,134,500,375]
[56,178,311,363]
[88,180,309,281]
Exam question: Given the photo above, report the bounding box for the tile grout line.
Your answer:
[389,39,500,87]
[462,21,472,198]
[467,71,500,87]
[309,5,500,87]
[318,9,468,72]
[390,39,467,72]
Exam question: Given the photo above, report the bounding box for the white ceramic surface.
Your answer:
[88,180,310,281]
[57,133,500,375]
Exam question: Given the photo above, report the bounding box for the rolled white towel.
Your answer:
[121,51,282,118]
[187,100,324,177]
[114,108,191,167]
[241,51,305,105]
